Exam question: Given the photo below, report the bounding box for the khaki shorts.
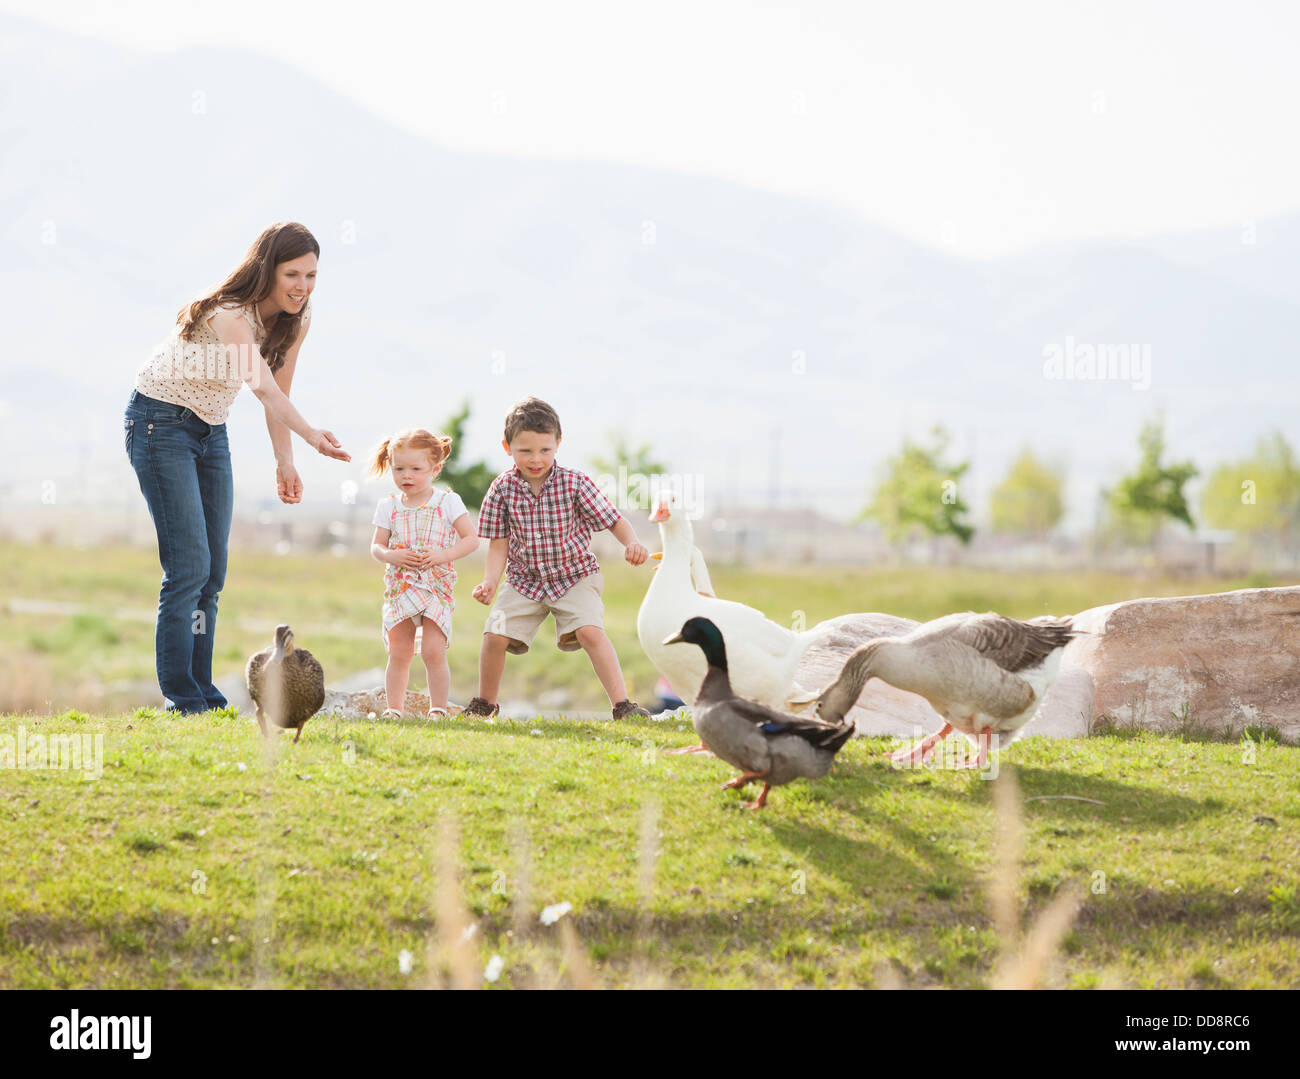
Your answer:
[484,572,605,654]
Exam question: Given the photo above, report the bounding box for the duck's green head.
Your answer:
[663,616,727,670]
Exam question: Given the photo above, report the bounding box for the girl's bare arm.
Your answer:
[430,514,479,564]
[373,526,421,568]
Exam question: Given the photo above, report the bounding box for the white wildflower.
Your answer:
[539,901,573,926]
[398,949,414,975]
[484,955,504,983]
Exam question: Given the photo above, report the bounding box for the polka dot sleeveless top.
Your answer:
[134,299,311,425]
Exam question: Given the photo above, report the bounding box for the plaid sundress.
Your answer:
[379,489,458,649]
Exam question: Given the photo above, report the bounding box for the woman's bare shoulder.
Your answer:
[206,304,257,341]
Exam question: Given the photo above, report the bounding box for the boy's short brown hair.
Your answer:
[504,396,562,444]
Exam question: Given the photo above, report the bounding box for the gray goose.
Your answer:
[813,612,1080,768]
[245,624,325,743]
[664,617,855,809]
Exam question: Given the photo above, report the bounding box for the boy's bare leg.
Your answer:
[574,625,631,705]
[477,632,511,704]
[385,618,418,713]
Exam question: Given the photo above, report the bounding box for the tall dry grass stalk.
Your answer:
[0,654,56,715]
[631,799,667,989]
[427,815,479,990]
[988,765,1084,990]
[992,884,1083,990]
[508,818,534,940]
[558,919,600,989]
[251,717,286,989]
[990,767,1023,953]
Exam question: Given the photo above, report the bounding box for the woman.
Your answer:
[124,222,350,714]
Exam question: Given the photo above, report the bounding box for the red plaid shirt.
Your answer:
[476,463,622,601]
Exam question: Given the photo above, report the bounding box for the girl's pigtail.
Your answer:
[367,438,392,479]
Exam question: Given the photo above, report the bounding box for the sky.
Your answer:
[4,0,1299,258]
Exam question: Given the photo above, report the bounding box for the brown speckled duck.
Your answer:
[245,624,325,743]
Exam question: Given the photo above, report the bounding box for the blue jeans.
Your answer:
[124,390,234,713]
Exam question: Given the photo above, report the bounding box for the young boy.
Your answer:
[462,396,652,720]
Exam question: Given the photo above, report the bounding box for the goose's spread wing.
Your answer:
[945,614,1075,673]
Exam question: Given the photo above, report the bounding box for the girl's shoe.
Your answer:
[381,708,404,719]
[427,707,449,719]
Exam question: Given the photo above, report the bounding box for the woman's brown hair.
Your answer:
[366,429,454,479]
[178,222,320,373]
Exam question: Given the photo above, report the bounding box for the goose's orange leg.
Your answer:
[741,783,772,810]
[955,726,994,770]
[665,743,713,756]
[889,723,953,766]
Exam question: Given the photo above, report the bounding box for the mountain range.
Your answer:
[2,11,1296,535]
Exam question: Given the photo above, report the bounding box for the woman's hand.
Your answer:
[311,428,351,461]
[276,461,303,504]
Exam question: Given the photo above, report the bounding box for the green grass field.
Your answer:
[1,708,1296,988]
[3,542,1297,988]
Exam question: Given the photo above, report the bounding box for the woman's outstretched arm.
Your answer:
[265,317,305,501]
[209,308,350,462]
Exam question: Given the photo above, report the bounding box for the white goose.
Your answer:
[812,611,1080,768]
[637,494,838,746]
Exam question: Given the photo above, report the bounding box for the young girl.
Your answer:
[368,429,478,717]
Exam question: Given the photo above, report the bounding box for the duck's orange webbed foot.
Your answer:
[722,769,768,791]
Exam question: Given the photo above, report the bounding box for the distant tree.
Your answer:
[1106,417,1197,542]
[990,449,1065,538]
[859,426,973,545]
[1202,431,1300,551]
[437,401,497,509]
[587,432,669,512]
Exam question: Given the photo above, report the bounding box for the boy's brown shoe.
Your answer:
[460,697,500,720]
[612,699,651,720]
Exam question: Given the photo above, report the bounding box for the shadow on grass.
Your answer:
[743,759,1211,901]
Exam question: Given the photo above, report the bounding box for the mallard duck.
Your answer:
[664,617,855,809]
[812,612,1079,768]
[245,624,325,743]
[637,494,837,725]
